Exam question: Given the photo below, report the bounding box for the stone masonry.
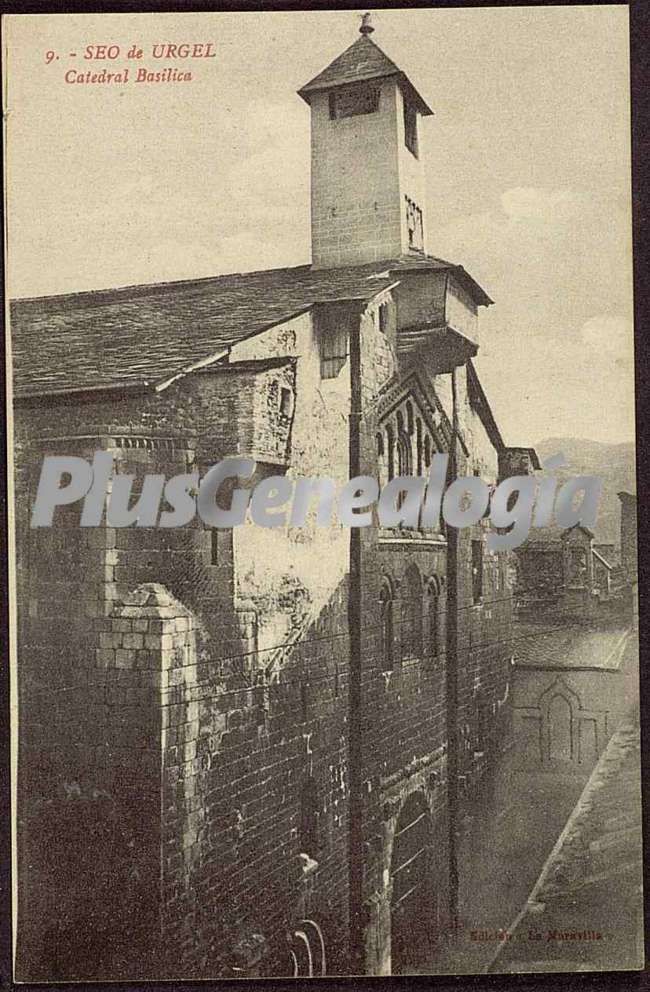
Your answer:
[12,22,538,980]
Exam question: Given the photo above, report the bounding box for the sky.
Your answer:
[4,7,634,447]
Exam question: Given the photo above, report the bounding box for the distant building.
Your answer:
[510,492,637,780]
[515,524,615,618]
[618,491,637,581]
[618,491,638,627]
[511,619,631,770]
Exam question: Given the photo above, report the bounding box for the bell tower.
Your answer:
[298,15,433,269]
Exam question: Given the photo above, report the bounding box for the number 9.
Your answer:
[45,51,55,64]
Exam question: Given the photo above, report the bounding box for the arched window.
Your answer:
[424,435,432,469]
[416,419,423,476]
[397,434,412,476]
[405,401,414,435]
[379,580,394,669]
[395,433,413,516]
[377,432,387,487]
[402,564,423,661]
[386,424,395,482]
[426,577,445,662]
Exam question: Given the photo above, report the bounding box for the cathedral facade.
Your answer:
[12,22,537,980]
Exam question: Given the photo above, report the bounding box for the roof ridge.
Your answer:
[11,255,463,307]
[10,262,314,306]
[11,263,400,397]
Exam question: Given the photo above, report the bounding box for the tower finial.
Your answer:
[359,12,374,35]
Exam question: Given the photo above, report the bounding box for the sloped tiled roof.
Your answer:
[513,621,629,670]
[10,263,396,398]
[522,524,595,545]
[298,35,433,116]
[11,255,487,398]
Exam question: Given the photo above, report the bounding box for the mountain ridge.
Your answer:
[533,436,636,545]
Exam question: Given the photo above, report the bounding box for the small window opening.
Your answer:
[474,468,491,518]
[404,100,419,157]
[396,432,412,512]
[329,83,380,120]
[379,582,394,670]
[386,425,395,481]
[320,317,348,379]
[472,539,483,603]
[280,386,294,418]
[397,434,412,476]
[402,564,423,661]
[406,401,414,435]
[378,302,389,335]
[427,580,440,660]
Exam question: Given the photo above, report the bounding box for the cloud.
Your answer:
[581,313,634,364]
[431,187,591,293]
[500,187,586,224]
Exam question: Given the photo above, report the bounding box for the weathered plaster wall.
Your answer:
[310,79,403,266]
[13,311,355,979]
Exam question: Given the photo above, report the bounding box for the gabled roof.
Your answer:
[521,523,595,546]
[298,35,433,116]
[375,366,461,456]
[10,255,489,399]
[10,264,395,398]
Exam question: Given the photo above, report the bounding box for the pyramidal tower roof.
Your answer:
[298,28,433,117]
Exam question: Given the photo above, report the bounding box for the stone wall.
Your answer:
[15,290,516,978]
[351,304,515,972]
[13,305,357,979]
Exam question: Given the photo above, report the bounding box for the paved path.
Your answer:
[489,708,643,974]
[414,632,641,977]
[422,759,589,975]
